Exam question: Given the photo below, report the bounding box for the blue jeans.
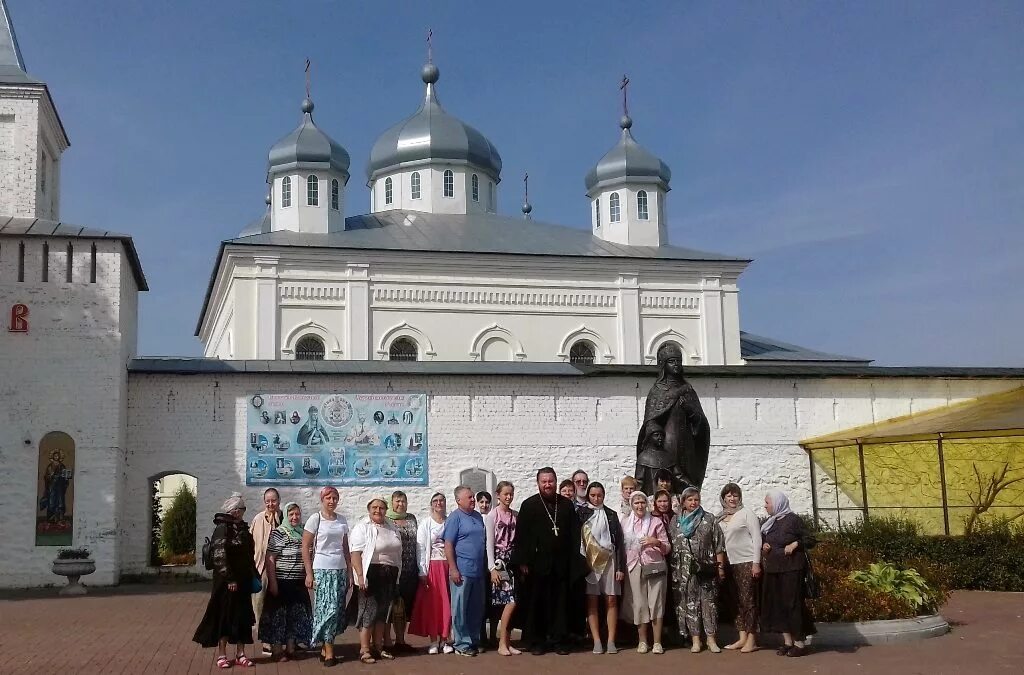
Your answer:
[450,574,485,651]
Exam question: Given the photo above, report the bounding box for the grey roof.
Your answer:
[585,116,671,195]
[740,331,870,364]
[0,216,148,290]
[0,0,39,84]
[267,98,350,179]
[238,211,270,238]
[366,64,501,182]
[226,209,746,261]
[128,357,1024,380]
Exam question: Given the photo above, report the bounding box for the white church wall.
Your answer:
[114,371,1024,580]
[0,237,137,587]
[0,95,40,218]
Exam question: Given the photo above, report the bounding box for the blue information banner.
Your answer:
[246,393,428,487]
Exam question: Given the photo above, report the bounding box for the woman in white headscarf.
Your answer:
[580,482,626,654]
[194,492,258,669]
[620,490,671,654]
[759,489,816,658]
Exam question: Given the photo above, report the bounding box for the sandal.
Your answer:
[216,656,232,669]
[360,651,376,664]
[234,655,255,668]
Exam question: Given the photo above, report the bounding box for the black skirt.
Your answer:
[193,576,256,647]
[760,570,816,639]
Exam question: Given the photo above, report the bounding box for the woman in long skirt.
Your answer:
[258,502,313,661]
[301,486,351,667]
[717,483,762,652]
[409,493,453,653]
[193,493,257,669]
[760,489,816,657]
[385,490,419,653]
[620,490,671,654]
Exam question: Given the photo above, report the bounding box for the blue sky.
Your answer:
[11,1,1023,365]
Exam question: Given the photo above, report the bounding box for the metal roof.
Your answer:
[740,331,870,364]
[267,98,350,178]
[0,216,148,290]
[367,64,501,183]
[226,209,747,262]
[802,386,1024,447]
[585,116,671,195]
[129,358,1024,380]
[0,0,39,85]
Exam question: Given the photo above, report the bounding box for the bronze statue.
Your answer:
[635,343,711,495]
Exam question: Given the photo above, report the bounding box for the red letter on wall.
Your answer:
[9,303,29,332]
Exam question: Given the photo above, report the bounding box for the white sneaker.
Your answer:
[652,643,664,654]
[442,644,455,654]
[637,642,649,654]
[428,645,439,655]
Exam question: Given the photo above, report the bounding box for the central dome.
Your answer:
[367,64,502,183]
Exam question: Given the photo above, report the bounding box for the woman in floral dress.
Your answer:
[668,487,726,653]
[385,490,419,653]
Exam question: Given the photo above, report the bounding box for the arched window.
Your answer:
[295,335,325,361]
[595,198,601,228]
[471,174,479,202]
[637,190,649,220]
[411,172,421,200]
[389,337,419,362]
[569,341,596,365]
[385,177,393,205]
[331,179,340,210]
[281,176,292,207]
[306,174,319,206]
[443,169,454,198]
[609,192,621,222]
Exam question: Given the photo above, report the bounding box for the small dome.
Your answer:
[367,64,501,182]
[584,117,671,195]
[268,98,350,179]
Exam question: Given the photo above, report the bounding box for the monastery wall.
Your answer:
[115,372,1022,579]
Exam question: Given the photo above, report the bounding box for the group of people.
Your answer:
[193,470,816,668]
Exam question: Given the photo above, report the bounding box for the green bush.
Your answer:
[815,514,1024,592]
[159,485,197,557]
[849,562,941,613]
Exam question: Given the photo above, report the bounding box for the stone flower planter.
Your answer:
[806,614,950,646]
[52,558,96,596]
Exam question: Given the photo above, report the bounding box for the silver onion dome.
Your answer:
[367,64,502,182]
[267,98,351,179]
[584,114,671,195]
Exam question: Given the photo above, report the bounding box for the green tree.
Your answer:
[160,484,197,557]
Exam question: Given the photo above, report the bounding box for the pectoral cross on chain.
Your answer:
[551,523,559,536]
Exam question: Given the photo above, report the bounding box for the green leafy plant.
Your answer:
[159,485,197,559]
[849,562,938,613]
[56,548,92,560]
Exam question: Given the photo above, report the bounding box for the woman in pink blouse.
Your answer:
[620,490,671,654]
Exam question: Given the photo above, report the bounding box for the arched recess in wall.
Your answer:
[556,325,614,364]
[460,467,496,496]
[468,324,526,361]
[644,327,700,365]
[36,431,75,546]
[281,319,343,359]
[376,322,436,360]
[148,471,198,567]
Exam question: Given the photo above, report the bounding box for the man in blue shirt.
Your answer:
[442,484,487,656]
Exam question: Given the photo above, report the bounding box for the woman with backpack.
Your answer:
[301,486,352,667]
[193,492,258,669]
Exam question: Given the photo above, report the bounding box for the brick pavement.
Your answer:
[1,586,1022,674]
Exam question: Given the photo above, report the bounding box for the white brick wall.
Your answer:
[0,236,137,588]
[116,372,1022,580]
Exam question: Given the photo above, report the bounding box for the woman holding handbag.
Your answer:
[620,490,670,654]
[759,489,816,657]
[301,486,352,667]
[581,482,626,655]
[668,487,726,653]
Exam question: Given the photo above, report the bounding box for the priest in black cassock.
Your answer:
[510,467,585,655]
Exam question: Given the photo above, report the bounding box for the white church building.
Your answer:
[1,0,1022,588]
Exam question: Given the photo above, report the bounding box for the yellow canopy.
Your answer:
[802,387,1024,449]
